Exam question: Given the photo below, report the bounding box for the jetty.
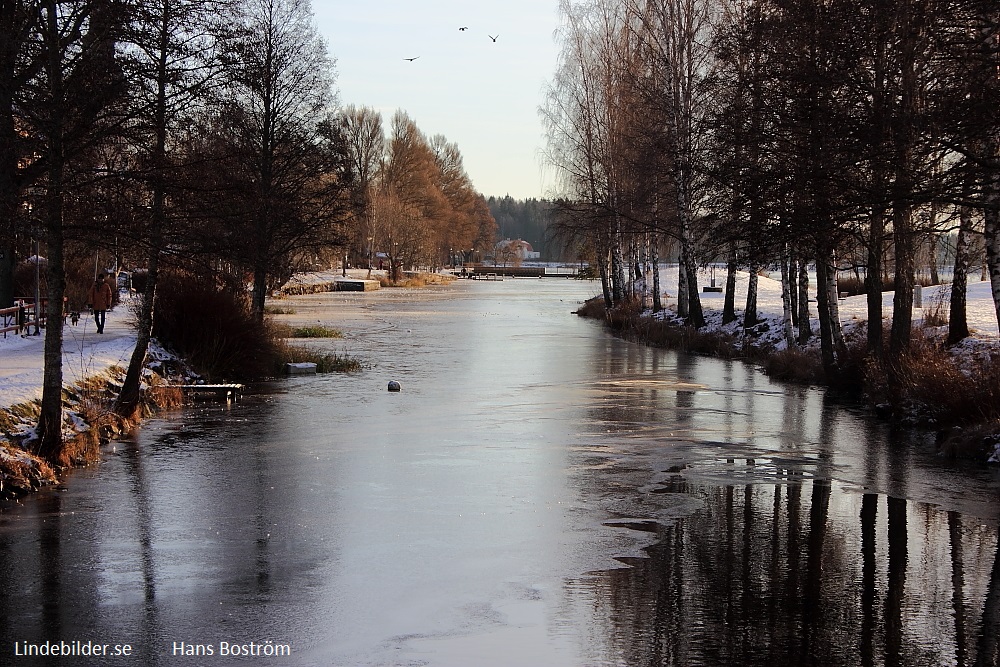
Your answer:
[332,278,379,291]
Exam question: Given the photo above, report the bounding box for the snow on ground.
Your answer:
[0,300,138,410]
[653,266,998,341]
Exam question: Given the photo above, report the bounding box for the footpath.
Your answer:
[0,304,138,411]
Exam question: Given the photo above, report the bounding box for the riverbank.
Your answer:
[0,298,203,498]
[587,267,1000,465]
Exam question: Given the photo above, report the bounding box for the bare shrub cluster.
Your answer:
[152,271,280,381]
[864,333,1000,426]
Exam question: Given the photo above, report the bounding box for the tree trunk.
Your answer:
[251,259,268,323]
[826,252,846,357]
[651,234,662,312]
[0,238,13,309]
[610,215,626,305]
[985,188,1000,332]
[597,249,612,309]
[780,250,796,346]
[788,254,798,328]
[814,252,837,377]
[682,236,705,328]
[37,163,66,460]
[888,0,923,361]
[890,199,916,359]
[867,206,886,356]
[0,4,19,310]
[723,244,738,324]
[928,231,939,285]
[36,0,67,460]
[948,201,973,344]
[116,249,158,418]
[118,8,169,418]
[677,250,689,319]
[798,259,812,345]
[744,266,758,329]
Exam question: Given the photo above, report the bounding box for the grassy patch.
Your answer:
[275,342,363,373]
[290,325,343,338]
[264,304,296,315]
[379,272,456,288]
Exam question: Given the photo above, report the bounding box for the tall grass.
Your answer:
[273,341,362,373]
[864,332,1000,426]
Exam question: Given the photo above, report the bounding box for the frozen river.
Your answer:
[2,278,999,666]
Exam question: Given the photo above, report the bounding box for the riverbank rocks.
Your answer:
[387,381,401,392]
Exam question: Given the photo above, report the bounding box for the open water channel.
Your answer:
[2,278,1000,666]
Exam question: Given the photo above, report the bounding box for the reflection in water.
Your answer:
[980,540,1000,667]
[577,480,1000,667]
[1,279,999,666]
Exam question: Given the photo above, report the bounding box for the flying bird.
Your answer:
[403,56,419,61]
[459,26,468,31]
[488,34,498,42]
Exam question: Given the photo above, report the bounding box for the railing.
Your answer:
[0,305,26,337]
[0,297,67,338]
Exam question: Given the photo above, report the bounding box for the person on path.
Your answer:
[87,273,114,334]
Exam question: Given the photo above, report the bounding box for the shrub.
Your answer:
[606,298,642,331]
[863,333,1000,426]
[574,296,607,319]
[151,270,278,381]
[764,348,825,384]
[378,272,455,288]
[936,423,1000,460]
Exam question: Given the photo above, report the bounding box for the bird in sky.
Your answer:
[488,34,498,42]
[459,26,468,31]
[403,56,419,61]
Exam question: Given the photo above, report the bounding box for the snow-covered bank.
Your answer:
[0,300,194,497]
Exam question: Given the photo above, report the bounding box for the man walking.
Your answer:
[87,273,114,334]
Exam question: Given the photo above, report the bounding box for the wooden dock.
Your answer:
[333,278,380,291]
[179,384,245,402]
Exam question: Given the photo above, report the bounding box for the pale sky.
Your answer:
[312,1,561,200]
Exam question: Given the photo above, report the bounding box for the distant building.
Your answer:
[494,239,540,263]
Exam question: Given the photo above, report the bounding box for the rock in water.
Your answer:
[387,380,401,392]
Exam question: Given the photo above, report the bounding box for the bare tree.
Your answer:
[340,104,383,275]
[0,1,44,308]
[115,0,229,417]
[25,0,127,458]
[218,0,350,320]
